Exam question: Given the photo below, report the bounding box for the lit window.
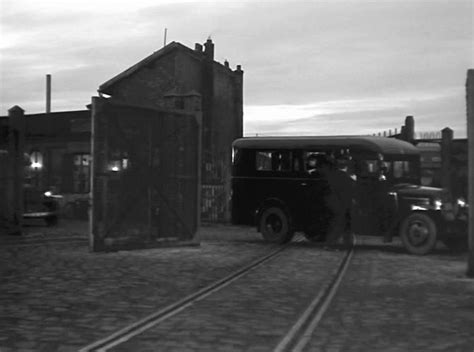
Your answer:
[30,151,43,169]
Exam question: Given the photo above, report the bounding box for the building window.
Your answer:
[29,151,43,170]
[25,150,43,187]
[73,154,91,193]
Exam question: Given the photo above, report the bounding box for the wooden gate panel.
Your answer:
[90,98,200,252]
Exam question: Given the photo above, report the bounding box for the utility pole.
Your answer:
[467,69,474,277]
[46,74,51,113]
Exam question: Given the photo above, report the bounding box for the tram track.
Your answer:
[79,238,299,352]
[274,236,356,352]
[79,235,355,352]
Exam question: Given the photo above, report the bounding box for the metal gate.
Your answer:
[90,97,201,251]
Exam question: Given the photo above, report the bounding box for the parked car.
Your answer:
[23,184,60,226]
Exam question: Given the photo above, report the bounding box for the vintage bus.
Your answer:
[231,136,467,254]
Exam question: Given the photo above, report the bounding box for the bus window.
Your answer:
[303,151,329,173]
[358,160,379,177]
[293,157,301,172]
[393,160,414,179]
[256,151,272,171]
[256,151,293,172]
[382,161,391,173]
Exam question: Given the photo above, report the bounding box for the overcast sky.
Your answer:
[1,0,472,137]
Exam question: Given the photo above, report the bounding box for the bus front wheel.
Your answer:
[259,207,294,244]
[399,213,437,255]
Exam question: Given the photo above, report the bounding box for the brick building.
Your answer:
[0,110,91,219]
[1,38,243,222]
[98,38,243,221]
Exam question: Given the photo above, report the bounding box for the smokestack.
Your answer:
[46,74,51,113]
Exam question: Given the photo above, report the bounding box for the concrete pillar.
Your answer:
[441,127,453,191]
[466,69,474,277]
[6,106,25,235]
[405,115,415,142]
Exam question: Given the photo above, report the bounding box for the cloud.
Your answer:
[243,87,466,137]
[0,0,471,137]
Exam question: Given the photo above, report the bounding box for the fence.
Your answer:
[375,116,468,199]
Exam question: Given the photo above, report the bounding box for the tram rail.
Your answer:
[79,235,355,352]
[274,236,356,352]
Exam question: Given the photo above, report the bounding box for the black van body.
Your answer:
[231,136,467,254]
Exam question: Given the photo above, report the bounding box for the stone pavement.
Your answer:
[0,222,276,351]
[111,243,346,352]
[306,237,474,352]
[1,221,473,351]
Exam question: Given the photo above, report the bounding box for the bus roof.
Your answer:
[232,136,420,155]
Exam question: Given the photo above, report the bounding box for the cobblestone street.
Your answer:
[111,244,345,352]
[1,221,473,351]
[1,222,278,351]
[307,238,474,351]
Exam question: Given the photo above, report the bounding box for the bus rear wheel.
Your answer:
[260,207,294,244]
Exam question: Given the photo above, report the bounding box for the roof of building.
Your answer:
[98,40,240,95]
[232,136,420,155]
[99,42,198,93]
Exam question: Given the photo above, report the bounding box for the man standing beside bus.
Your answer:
[318,155,355,247]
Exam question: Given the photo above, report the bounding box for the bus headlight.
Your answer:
[457,198,467,208]
[433,198,443,210]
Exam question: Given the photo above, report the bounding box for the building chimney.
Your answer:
[46,74,51,113]
[224,60,229,68]
[195,43,203,53]
[204,38,214,61]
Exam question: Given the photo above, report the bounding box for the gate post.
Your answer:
[90,97,108,251]
[6,106,25,235]
[404,115,415,143]
[466,69,474,277]
[441,127,453,192]
[194,110,203,243]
